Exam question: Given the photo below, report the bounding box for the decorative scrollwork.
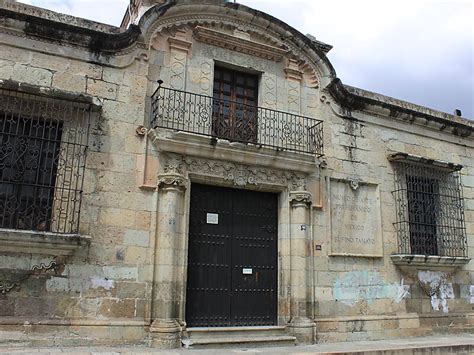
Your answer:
[349,179,360,191]
[159,153,307,190]
[289,191,312,207]
[0,280,18,295]
[0,260,60,295]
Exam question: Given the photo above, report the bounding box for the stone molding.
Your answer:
[193,26,288,62]
[388,152,463,172]
[0,6,142,54]
[148,130,319,174]
[160,152,307,190]
[0,260,59,295]
[0,228,91,256]
[157,173,187,190]
[391,254,471,272]
[289,190,312,207]
[285,59,304,82]
[144,11,325,85]
[168,37,192,52]
[168,28,192,53]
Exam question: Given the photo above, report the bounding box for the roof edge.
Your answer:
[0,3,141,52]
[328,79,473,137]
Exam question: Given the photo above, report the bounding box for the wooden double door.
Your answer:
[186,184,277,327]
[212,67,259,143]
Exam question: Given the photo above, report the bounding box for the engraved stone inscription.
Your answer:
[330,180,383,257]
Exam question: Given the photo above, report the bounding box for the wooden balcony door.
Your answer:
[212,67,258,143]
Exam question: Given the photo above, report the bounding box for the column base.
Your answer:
[149,319,182,348]
[288,317,315,344]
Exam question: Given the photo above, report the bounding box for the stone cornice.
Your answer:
[193,26,288,62]
[168,36,192,52]
[327,78,474,138]
[0,6,141,53]
[160,152,307,191]
[0,229,91,256]
[391,254,470,272]
[148,129,319,174]
[0,79,102,110]
[388,152,463,172]
[140,3,333,86]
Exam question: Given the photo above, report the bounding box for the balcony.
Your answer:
[150,85,323,156]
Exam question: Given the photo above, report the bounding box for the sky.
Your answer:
[19,0,474,119]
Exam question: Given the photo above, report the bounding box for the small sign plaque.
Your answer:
[206,213,219,225]
[242,268,253,275]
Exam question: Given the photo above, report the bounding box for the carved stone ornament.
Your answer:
[289,191,313,207]
[349,179,360,191]
[158,173,187,189]
[0,261,58,294]
[0,279,18,294]
[193,26,288,62]
[160,153,306,189]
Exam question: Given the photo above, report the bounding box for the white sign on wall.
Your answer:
[206,213,219,225]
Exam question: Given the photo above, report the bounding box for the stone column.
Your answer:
[150,172,187,348]
[288,190,315,343]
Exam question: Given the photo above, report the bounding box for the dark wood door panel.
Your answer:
[212,67,259,143]
[186,184,277,327]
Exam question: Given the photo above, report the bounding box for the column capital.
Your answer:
[158,172,187,191]
[289,190,312,208]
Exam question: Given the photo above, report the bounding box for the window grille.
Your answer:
[0,89,91,234]
[392,160,467,257]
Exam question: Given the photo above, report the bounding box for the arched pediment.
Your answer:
[137,1,337,89]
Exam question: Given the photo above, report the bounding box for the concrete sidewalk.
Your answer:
[1,335,473,354]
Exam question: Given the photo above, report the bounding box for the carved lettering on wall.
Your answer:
[330,179,383,257]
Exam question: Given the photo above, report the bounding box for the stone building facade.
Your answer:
[0,0,473,348]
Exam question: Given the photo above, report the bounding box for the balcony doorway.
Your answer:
[212,67,259,144]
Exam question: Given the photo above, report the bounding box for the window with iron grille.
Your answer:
[0,89,91,235]
[391,156,468,257]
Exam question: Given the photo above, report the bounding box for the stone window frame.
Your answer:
[389,153,470,269]
[0,83,94,256]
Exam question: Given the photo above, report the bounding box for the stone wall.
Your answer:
[0,34,157,344]
[0,0,472,347]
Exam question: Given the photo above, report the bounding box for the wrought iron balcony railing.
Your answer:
[150,85,323,156]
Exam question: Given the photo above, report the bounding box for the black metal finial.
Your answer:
[157,79,164,87]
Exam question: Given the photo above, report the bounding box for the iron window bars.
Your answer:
[0,88,91,234]
[150,84,324,156]
[391,157,467,257]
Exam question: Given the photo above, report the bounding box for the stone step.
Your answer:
[182,326,296,349]
[186,325,288,338]
[182,335,296,349]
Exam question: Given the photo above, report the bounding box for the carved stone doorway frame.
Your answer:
[149,152,316,347]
